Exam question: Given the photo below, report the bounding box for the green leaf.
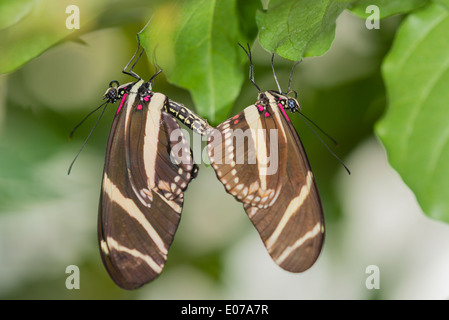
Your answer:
[141,0,261,124]
[236,0,261,41]
[349,0,428,19]
[435,0,449,9]
[0,0,108,74]
[376,2,449,223]
[0,0,34,30]
[0,104,68,208]
[256,0,353,61]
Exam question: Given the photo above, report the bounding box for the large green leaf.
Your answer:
[0,0,34,30]
[0,0,108,74]
[349,0,428,19]
[141,0,261,124]
[0,103,70,208]
[376,2,449,223]
[256,0,354,61]
[436,0,449,9]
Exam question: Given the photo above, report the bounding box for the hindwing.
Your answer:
[207,101,286,208]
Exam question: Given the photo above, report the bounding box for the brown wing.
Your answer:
[243,92,324,272]
[207,102,287,208]
[207,91,324,272]
[98,89,197,290]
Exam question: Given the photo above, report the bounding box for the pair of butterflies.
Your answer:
[86,40,326,290]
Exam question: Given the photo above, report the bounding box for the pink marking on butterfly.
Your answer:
[143,95,150,102]
[257,104,264,112]
[278,103,291,122]
[116,93,128,114]
[137,104,143,110]
[264,112,270,117]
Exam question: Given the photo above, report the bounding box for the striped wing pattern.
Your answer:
[207,91,324,272]
[99,82,197,289]
[207,102,286,209]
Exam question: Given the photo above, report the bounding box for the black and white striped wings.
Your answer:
[207,98,287,209]
[207,91,324,272]
[99,81,197,289]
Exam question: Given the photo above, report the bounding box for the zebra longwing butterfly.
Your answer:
[89,32,209,290]
[206,47,325,272]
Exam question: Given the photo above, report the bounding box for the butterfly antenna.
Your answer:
[271,53,282,93]
[69,101,107,139]
[297,110,339,147]
[296,111,350,175]
[238,43,262,92]
[67,102,109,175]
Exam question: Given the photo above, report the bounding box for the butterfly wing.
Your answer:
[98,88,197,290]
[207,102,287,208]
[244,92,324,272]
[207,91,324,272]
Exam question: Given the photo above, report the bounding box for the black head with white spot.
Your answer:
[269,90,301,113]
[103,80,132,103]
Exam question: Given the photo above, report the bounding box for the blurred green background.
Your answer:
[1,0,449,299]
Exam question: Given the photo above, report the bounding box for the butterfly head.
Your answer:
[103,80,131,103]
[270,90,301,113]
[103,80,121,103]
[286,97,300,113]
[284,90,300,113]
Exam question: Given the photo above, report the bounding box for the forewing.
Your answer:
[244,96,324,272]
[98,90,196,289]
[207,103,286,208]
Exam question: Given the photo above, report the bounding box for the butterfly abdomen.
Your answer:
[165,99,212,136]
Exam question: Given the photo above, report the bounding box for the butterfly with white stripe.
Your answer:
[207,45,325,272]
[94,30,209,290]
